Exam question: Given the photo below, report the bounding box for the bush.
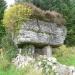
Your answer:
[0,0,6,44]
[3,4,32,34]
[53,45,75,66]
[1,33,18,61]
[53,45,69,57]
[0,55,10,71]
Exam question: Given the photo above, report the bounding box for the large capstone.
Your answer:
[15,19,67,46]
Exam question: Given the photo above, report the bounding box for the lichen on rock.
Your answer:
[15,19,67,46]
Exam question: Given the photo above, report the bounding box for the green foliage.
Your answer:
[15,0,70,12]
[1,33,18,61]
[3,4,32,34]
[0,0,6,44]
[53,45,69,57]
[32,0,54,10]
[15,0,32,3]
[0,0,6,21]
[65,0,75,45]
[0,55,10,71]
[0,25,6,44]
[53,45,75,66]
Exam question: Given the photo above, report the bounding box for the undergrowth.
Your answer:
[53,45,75,66]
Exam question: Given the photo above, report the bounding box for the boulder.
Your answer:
[15,19,67,46]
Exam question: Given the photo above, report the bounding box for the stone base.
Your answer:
[12,55,75,75]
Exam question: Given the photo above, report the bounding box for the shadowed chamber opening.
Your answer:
[18,43,46,56]
[34,46,44,56]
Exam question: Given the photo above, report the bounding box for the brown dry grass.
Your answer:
[18,3,66,25]
[45,11,66,25]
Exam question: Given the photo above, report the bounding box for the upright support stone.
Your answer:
[18,48,22,54]
[43,46,52,57]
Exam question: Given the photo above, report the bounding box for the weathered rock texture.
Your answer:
[15,19,67,46]
[12,55,75,75]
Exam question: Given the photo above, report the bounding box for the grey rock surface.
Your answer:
[12,55,75,75]
[15,19,67,46]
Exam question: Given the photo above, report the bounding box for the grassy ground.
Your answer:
[56,55,75,66]
[0,67,18,75]
[0,65,42,75]
[53,45,75,66]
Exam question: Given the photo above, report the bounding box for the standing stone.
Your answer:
[43,46,52,57]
